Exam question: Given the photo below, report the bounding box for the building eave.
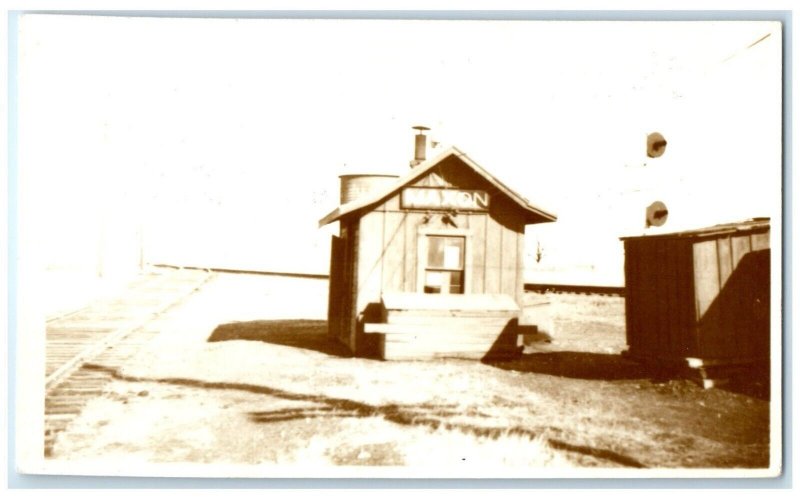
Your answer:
[318,146,557,227]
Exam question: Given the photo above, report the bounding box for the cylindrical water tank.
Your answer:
[339,174,399,204]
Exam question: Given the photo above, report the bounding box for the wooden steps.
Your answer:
[365,292,522,361]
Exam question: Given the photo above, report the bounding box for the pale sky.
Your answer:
[17,16,782,284]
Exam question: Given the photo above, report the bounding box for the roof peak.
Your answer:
[319,146,556,227]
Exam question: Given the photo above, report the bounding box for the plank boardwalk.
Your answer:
[44,268,212,457]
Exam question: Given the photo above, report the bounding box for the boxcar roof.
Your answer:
[619,218,770,241]
[319,146,557,227]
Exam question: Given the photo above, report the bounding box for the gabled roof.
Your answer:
[319,146,557,227]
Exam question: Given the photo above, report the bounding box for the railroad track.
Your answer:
[524,283,625,297]
[44,267,213,457]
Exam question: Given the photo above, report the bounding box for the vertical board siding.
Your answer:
[356,212,385,312]
[500,225,518,297]
[381,195,400,211]
[678,240,690,358]
[484,217,502,294]
[381,212,407,293]
[623,241,639,354]
[624,224,769,365]
[694,239,722,357]
[717,237,733,288]
[751,231,769,251]
[654,239,668,356]
[716,237,737,358]
[403,214,417,292]
[693,239,720,358]
[646,239,662,356]
[634,242,647,355]
[515,232,525,304]
[348,222,360,350]
[694,240,717,358]
[731,235,752,267]
[731,235,752,359]
[468,213,486,294]
[327,235,344,340]
[638,239,656,357]
[640,240,651,355]
[662,239,678,358]
[678,240,698,358]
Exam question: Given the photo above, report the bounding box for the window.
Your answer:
[424,236,465,294]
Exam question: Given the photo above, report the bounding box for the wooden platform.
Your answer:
[364,292,522,361]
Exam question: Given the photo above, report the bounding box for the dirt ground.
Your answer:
[49,273,773,473]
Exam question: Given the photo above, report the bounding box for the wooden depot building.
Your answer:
[319,128,556,360]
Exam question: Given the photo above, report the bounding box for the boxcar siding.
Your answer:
[641,240,651,356]
[731,234,752,267]
[654,239,668,356]
[693,239,721,358]
[679,241,698,358]
[624,222,769,368]
[717,237,733,288]
[639,240,649,355]
[751,232,769,251]
[647,239,662,354]
[638,239,655,356]
[731,235,752,360]
[675,240,690,357]
[731,235,752,358]
[716,237,737,358]
[658,239,672,357]
[623,241,638,354]
[625,236,696,360]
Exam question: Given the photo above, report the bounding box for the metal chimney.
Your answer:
[410,125,430,167]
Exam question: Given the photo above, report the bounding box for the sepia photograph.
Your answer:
[12,12,784,480]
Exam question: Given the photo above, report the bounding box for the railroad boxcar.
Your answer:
[620,219,771,385]
[319,130,556,359]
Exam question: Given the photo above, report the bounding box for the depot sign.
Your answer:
[401,187,490,212]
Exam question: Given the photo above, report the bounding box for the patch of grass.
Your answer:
[525,293,627,354]
[399,426,573,468]
[299,417,573,468]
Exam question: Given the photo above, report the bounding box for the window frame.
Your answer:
[416,227,472,295]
